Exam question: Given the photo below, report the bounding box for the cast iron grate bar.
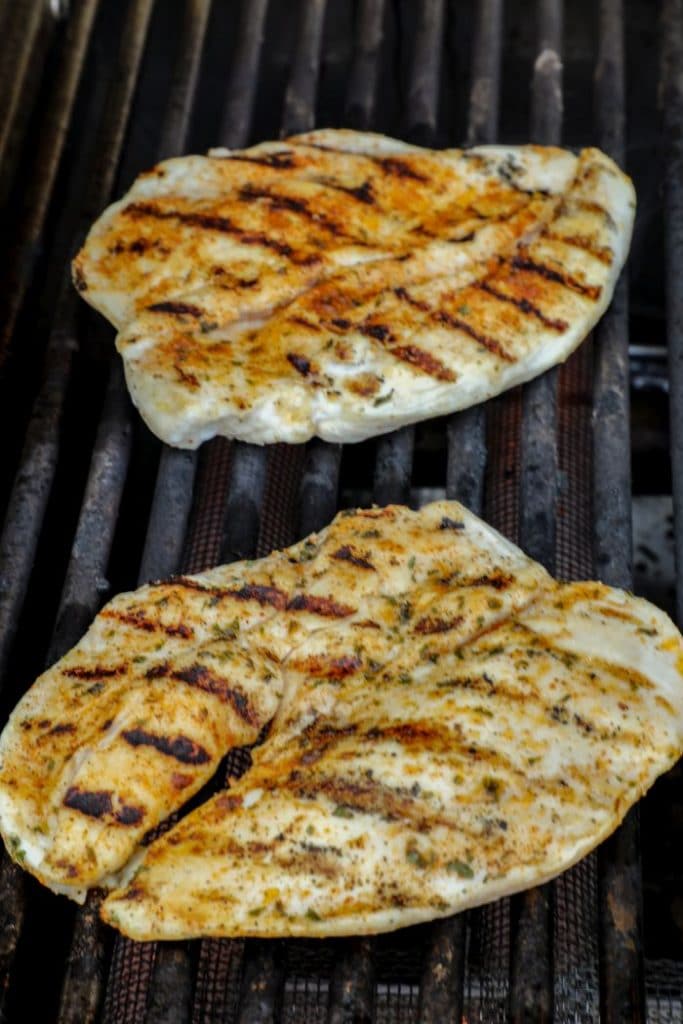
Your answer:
[0,7,155,1013]
[63,2,214,1021]
[226,3,330,1018]
[52,360,133,1024]
[0,0,155,699]
[345,0,386,131]
[662,2,683,628]
[285,0,345,544]
[0,2,157,1014]
[316,13,384,1017]
[594,1,645,1021]
[446,0,502,511]
[509,1,563,1020]
[0,0,48,204]
[151,2,272,1018]
[55,4,213,1023]
[421,2,505,1021]
[322,3,436,1012]
[0,0,99,362]
[371,0,444,512]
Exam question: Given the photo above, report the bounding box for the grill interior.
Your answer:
[0,0,681,1021]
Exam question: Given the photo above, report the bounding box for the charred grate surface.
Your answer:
[0,0,678,1021]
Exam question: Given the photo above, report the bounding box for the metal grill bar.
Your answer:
[177,4,273,1018]
[372,0,444,510]
[592,1,645,1020]
[0,0,155,692]
[322,4,389,1017]
[222,442,270,564]
[446,0,502,513]
[445,0,503,563]
[663,0,683,626]
[40,2,213,1020]
[0,0,99,363]
[282,0,327,136]
[104,0,272,1015]
[0,0,49,201]
[283,0,345,543]
[346,0,385,130]
[430,4,504,1021]
[219,0,269,148]
[225,5,331,1017]
[405,0,445,145]
[509,1,563,1020]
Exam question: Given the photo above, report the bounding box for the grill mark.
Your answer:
[357,314,458,380]
[511,255,602,301]
[395,289,514,363]
[221,150,296,169]
[394,286,431,312]
[390,344,458,381]
[467,572,513,590]
[543,231,613,265]
[477,281,569,332]
[414,615,465,635]
[238,186,359,242]
[168,577,288,608]
[332,545,376,571]
[147,301,203,317]
[320,179,375,204]
[229,584,288,609]
[101,609,193,639]
[63,665,126,679]
[49,722,76,735]
[376,157,429,182]
[431,309,515,363]
[286,594,355,617]
[116,804,144,826]
[290,315,320,331]
[440,517,465,530]
[287,352,312,376]
[359,322,394,342]
[110,237,170,256]
[174,363,200,388]
[292,654,362,680]
[64,788,112,819]
[122,728,211,766]
[171,664,258,725]
[124,202,295,259]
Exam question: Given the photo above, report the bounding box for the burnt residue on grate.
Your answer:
[0,0,678,1022]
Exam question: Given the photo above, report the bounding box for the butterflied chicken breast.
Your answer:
[0,502,549,899]
[73,130,635,447]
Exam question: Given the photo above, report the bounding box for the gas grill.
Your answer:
[0,0,680,1020]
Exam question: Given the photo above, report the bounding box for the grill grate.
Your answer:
[0,0,680,1020]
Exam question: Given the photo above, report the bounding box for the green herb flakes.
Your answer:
[447,859,474,879]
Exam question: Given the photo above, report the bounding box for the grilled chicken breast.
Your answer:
[73,130,635,447]
[0,502,549,900]
[2,501,681,942]
[103,564,683,941]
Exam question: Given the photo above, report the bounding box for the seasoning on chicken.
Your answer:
[73,130,635,447]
